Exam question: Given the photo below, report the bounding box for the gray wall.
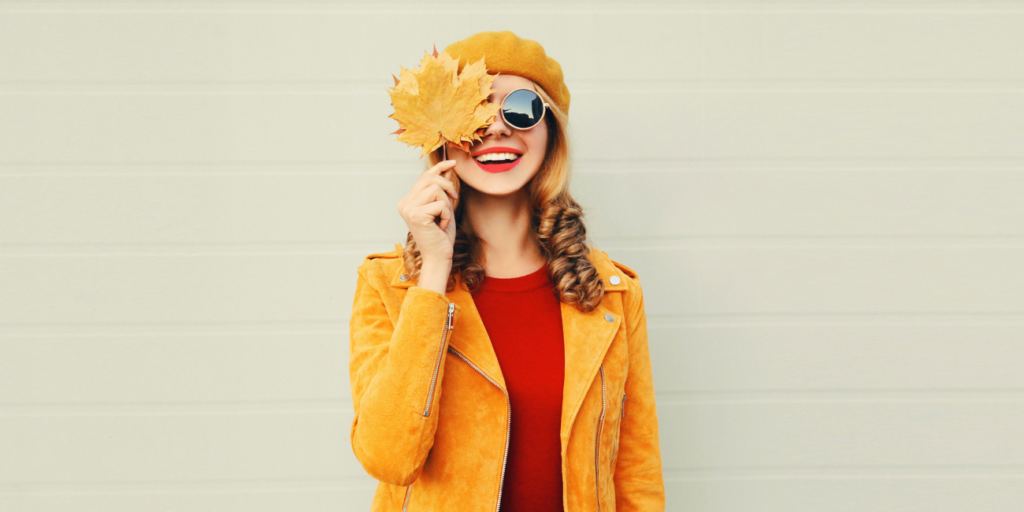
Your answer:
[2,1,1023,511]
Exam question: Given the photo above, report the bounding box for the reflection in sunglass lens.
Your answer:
[502,89,544,129]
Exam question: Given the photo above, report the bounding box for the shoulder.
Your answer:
[609,256,639,281]
[587,246,642,308]
[588,246,640,282]
[588,248,647,336]
[357,243,405,283]
[363,242,404,262]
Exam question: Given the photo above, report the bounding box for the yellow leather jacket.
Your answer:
[349,243,665,511]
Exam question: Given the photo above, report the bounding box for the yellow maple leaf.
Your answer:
[388,46,501,158]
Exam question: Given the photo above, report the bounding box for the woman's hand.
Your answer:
[398,159,459,266]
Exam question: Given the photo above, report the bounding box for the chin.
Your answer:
[459,175,524,197]
[474,185,527,197]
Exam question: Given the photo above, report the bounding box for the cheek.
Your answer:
[527,128,549,159]
[455,149,475,172]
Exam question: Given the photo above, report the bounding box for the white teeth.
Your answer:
[474,152,521,163]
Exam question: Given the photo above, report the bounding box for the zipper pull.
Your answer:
[447,302,455,331]
[621,393,626,419]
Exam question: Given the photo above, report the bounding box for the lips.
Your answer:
[471,146,524,173]
[474,159,521,173]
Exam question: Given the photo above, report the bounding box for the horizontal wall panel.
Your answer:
[576,168,1024,239]
[660,400,1024,469]
[3,400,1022,483]
[0,9,1021,84]
[0,252,366,326]
[5,322,1023,406]
[0,410,362,483]
[666,476,1024,512]
[0,334,349,404]
[2,246,1022,325]
[0,484,376,512]
[606,245,1024,318]
[2,168,1023,246]
[0,92,412,164]
[0,172,417,246]
[649,322,1024,393]
[1,90,1021,163]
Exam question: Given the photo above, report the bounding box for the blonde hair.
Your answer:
[401,83,605,312]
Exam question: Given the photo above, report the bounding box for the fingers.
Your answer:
[416,199,452,230]
[428,161,459,199]
[428,174,459,201]
[427,159,457,175]
[436,199,452,232]
[412,180,454,223]
[413,180,453,209]
[406,161,458,204]
[398,159,458,237]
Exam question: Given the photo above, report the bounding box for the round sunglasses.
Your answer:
[495,88,550,130]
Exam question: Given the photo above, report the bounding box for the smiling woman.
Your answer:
[349,30,666,512]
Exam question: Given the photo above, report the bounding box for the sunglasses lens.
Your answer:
[502,89,545,129]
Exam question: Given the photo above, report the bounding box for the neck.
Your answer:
[464,187,545,278]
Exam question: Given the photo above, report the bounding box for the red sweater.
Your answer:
[471,262,565,512]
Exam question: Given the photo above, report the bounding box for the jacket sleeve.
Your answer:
[348,259,461,486]
[614,277,667,511]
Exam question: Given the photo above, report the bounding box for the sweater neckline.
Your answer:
[477,262,551,293]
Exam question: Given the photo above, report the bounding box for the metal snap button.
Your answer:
[604,313,615,322]
[399,273,410,281]
[609,275,621,285]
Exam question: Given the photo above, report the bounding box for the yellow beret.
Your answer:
[444,31,571,115]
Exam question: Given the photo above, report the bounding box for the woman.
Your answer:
[349,31,665,512]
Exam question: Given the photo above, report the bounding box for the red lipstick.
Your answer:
[471,146,524,173]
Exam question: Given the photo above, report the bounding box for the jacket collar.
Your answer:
[386,243,628,438]
[384,243,628,294]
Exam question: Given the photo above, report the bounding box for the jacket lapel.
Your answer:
[558,249,628,438]
[559,300,618,437]
[444,275,507,390]
[385,245,507,390]
[386,246,631,437]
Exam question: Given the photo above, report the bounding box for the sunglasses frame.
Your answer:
[498,88,550,131]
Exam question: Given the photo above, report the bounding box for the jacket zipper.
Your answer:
[402,484,412,512]
[595,365,606,512]
[612,392,625,462]
[448,346,511,512]
[423,302,456,417]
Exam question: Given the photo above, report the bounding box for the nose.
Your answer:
[482,110,512,138]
